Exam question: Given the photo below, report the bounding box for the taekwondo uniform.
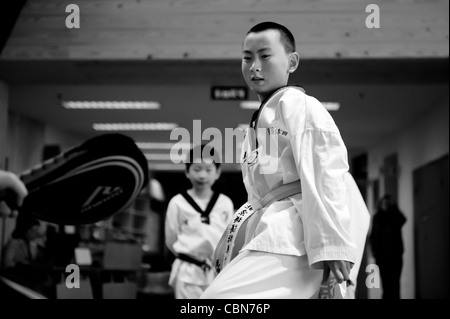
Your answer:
[165,191,234,299]
[202,86,370,299]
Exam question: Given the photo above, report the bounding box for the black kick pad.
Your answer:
[19,134,148,225]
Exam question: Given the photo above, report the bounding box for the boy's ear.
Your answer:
[288,52,299,73]
[215,167,222,179]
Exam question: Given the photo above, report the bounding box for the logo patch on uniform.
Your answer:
[247,149,259,167]
[267,127,288,136]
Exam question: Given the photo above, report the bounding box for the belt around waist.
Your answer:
[214,180,302,274]
[252,180,302,209]
[177,254,211,271]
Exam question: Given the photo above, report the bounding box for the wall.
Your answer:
[0,82,10,266]
[44,126,83,153]
[7,110,45,174]
[0,110,84,266]
[366,94,449,299]
[7,111,85,173]
[0,82,7,169]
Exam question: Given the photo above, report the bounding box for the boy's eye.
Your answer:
[243,56,251,62]
[261,54,270,59]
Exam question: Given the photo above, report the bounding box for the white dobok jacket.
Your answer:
[239,85,359,268]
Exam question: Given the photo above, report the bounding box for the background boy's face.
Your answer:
[186,162,220,191]
[242,29,292,100]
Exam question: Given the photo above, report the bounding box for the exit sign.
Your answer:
[211,86,248,100]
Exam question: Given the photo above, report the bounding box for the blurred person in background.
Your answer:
[370,194,406,299]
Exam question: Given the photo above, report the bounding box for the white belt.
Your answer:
[214,180,302,274]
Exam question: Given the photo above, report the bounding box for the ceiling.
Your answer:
[0,0,448,171]
[2,0,448,60]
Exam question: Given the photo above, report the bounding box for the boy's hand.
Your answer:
[0,170,28,210]
[322,260,354,286]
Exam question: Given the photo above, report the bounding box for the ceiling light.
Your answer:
[92,122,177,131]
[145,152,189,163]
[240,101,260,109]
[144,153,186,161]
[147,163,185,171]
[322,102,340,111]
[240,101,340,111]
[136,142,192,150]
[62,101,160,109]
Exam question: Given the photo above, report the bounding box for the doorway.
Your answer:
[413,154,449,299]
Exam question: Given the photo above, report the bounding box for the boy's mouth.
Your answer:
[251,76,265,85]
[251,76,264,82]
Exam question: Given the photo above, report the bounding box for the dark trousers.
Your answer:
[376,255,403,299]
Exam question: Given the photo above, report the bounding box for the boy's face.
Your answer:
[242,29,297,100]
[185,161,221,191]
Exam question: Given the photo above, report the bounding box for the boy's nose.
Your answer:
[250,60,261,72]
[197,171,207,178]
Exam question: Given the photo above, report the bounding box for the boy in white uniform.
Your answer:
[165,145,234,298]
[202,22,369,299]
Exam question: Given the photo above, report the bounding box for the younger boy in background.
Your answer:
[165,144,234,299]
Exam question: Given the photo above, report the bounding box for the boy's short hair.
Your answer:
[185,144,221,171]
[247,21,296,53]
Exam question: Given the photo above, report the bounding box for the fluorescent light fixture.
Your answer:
[144,153,186,161]
[136,142,192,150]
[62,101,160,109]
[240,101,260,109]
[147,163,185,171]
[241,100,340,111]
[144,153,172,161]
[322,102,340,111]
[93,122,177,131]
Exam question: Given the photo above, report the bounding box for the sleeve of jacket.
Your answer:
[280,89,357,268]
[164,196,180,255]
[225,196,235,225]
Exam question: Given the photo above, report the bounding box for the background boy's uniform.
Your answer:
[165,191,233,298]
[204,86,369,298]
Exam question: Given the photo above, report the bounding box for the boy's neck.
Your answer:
[258,85,289,103]
[258,91,274,103]
[188,187,213,200]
